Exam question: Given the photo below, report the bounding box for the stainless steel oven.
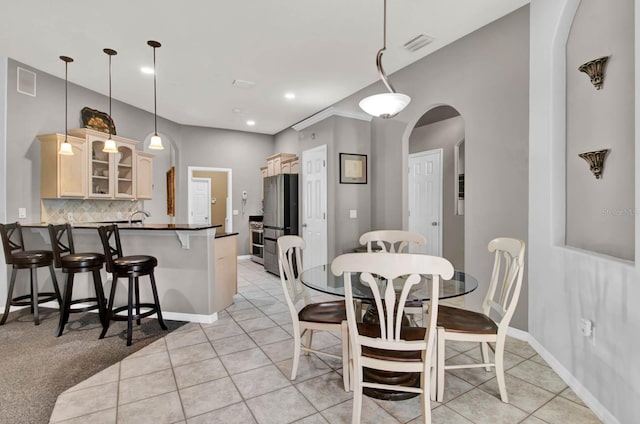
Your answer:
[249,216,264,264]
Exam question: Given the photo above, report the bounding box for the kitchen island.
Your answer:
[21,223,238,323]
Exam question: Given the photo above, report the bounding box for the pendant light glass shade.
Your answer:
[359,0,410,119]
[102,48,119,153]
[147,40,164,150]
[59,56,74,155]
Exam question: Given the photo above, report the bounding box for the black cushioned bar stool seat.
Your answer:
[0,222,61,326]
[48,224,107,337]
[98,225,167,346]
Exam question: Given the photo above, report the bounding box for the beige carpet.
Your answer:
[0,307,185,424]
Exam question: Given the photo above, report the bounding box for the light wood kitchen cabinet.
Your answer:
[213,235,238,312]
[260,166,268,200]
[38,133,87,198]
[136,152,154,200]
[266,153,296,176]
[281,156,299,174]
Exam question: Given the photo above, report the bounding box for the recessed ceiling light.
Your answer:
[141,67,154,74]
[246,120,256,126]
[284,92,296,99]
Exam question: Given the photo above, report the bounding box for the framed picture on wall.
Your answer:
[166,166,175,216]
[340,153,367,184]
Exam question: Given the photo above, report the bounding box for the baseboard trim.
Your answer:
[237,255,252,260]
[509,327,619,424]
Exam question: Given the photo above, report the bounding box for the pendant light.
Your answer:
[58,55,74,156]
[359,0,410,119]
[102,48,118,153]
[147,40,164,150]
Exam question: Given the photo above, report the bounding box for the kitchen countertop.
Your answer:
[22,223,223,231]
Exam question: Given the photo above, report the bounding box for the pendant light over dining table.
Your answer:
[359,0,411,119]
[58,55,74,156]
[147,40,164,150]
[102,48,118,153]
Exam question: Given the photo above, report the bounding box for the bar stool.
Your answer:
[97,224,167,346]
[48,224,107,337]
[0,222,61,326]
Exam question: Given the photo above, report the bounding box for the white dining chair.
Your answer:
[359,230,428,324]
[359,230,426,254]
[436,237,525,403]
[277,235,350,391]
[332,252,454,424]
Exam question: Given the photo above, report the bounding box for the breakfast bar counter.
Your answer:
[21,223,238,323]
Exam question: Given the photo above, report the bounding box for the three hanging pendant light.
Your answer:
[101,48,118,153]
[147,40,164,150]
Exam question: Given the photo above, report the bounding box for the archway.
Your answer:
[407,105,465,270]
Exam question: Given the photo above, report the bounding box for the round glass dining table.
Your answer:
[300,264,478,302]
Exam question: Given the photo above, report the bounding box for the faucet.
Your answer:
[128,210,150,225]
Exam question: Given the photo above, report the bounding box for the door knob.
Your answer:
[431,221,438,226]
[302,223,308,227]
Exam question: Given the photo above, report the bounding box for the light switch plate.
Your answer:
[233,209,239,216]
[18,208,26,219]
[349,209,357,219]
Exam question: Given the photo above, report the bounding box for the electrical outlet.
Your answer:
[18,208,26,219]
[116,212,123,220]
[580,318,592,337]
[67,212,74,222]
[349,209,357,219]
[233,209,239,216]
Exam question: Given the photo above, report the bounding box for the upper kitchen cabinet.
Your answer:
[38,133,87,198]
[266,153,297,176]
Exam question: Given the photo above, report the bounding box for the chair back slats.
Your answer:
[97,225,123,273]
[482,238,525,329]
[0,222,25,264]
[47,224,74,268]
[277,235,310,309]
[359,230,426,254]
[332,252,453,353]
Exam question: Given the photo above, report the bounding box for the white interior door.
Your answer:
[408,149,442,256]
[190,177,211,225]
[301,145,327,270]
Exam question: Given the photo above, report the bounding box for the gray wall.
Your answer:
[178,125,274,254]
[297,116,372,260]
[274,127,299,154]
[530,1,640,422]
[565,0,635,260]
[409,117,465,270]
[322,6,530,329]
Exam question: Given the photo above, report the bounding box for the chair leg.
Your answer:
[55,274,74,337]
[0,268,18,325]
[31,268,39,325]
[341,320,349,392]
[126,277,134,346]
[49,265,62,305]
[436,327,446,402]
[495,340,509,403]
[352,364,363,424]
[291,325,301,380]
[304,329,313,355]
[481,341,491,371]
[421,367,432,424]
[92,270,108,331]
[100,275,118,340]
[149,271,167,330]
[134,277,141,325]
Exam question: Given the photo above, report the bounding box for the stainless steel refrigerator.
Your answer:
[263,174,298,275]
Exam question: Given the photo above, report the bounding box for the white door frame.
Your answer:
[408,148,443,256]
[188,166,232,232]
[301,144,328,269]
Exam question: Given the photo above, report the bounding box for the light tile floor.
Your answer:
[49,259,602,424]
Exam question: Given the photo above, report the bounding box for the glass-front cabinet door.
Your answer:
[89,138,113,198]
[115,143,135,199]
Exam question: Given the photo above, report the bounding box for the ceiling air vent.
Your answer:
[232,79,256,89]
[17,67,36,97]
[403,34,434,52]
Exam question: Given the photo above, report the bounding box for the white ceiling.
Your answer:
[0,0,528,135]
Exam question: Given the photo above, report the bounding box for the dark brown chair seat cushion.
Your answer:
[298,300,346,324]
[437,305,498,335]
[113,255,157,274]
[12,250,53,267]
[61,253,105,269]
[358,323,426,362]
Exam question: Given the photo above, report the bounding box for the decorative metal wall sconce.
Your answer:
[578,56,609,90]
[579,149,608,179]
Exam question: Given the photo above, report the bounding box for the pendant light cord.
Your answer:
[108,53,112,137]
[153,45,158,136]
[376,0,396,94]
[64,60,68,141]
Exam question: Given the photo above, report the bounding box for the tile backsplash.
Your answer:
[41,199,143,224]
